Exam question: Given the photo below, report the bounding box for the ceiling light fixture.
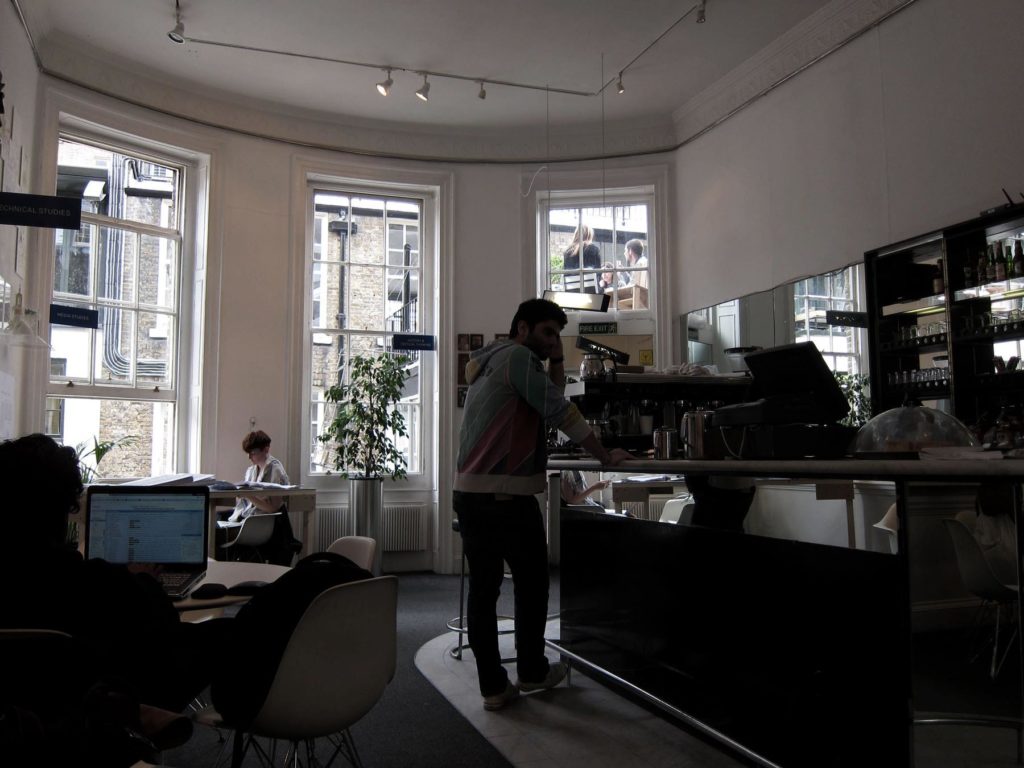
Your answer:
[167,0,185,44]
[697,0,706,24]
[616,73,625,94]
[415,74,430,101]
[477,82,486,100]
[376,69,393,96]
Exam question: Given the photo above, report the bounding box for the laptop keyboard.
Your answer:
[160,572,191,588]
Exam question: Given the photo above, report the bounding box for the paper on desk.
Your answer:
[238,480,298,489]
[622,474,672,482]
[918,446,1003,461]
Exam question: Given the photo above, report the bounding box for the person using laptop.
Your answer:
[0,434,229,719]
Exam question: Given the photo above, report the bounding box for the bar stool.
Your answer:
[447,518,516,662]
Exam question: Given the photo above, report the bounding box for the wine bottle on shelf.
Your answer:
[987,243,998,281]
[963,257,975,288]
[1014,239,1024,277]
[995,243,1007,281]
[1005,245,1015,281]
[932,258,944,294]
[978,249,989,285]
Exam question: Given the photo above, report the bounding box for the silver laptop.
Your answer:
[85,484,210,599]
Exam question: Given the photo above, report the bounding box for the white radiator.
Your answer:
[621,495,674,522]
[315,503,431,552]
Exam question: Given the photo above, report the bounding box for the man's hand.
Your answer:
[606,448,634,466]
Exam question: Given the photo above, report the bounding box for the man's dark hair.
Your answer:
[625,239,644,259]
[0,433,83,548]
[242,430,272,454]
[509,298,568,338]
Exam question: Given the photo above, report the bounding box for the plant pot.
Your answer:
[349,476,383,575]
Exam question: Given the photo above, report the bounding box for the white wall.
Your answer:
[672,0,1024,317]
[0,0,43,438]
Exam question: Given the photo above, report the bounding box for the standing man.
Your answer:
[454,298,632,710]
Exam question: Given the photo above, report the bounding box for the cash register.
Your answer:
[711,342,855,458]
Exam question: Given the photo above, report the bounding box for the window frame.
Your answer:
[44,129,203,476]
[301,180,436,493]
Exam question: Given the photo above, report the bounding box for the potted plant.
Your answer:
[318,352,411,573]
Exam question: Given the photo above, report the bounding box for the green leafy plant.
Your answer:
[835,372,871,428]
[318,353,411,480]
[75,435,138,484]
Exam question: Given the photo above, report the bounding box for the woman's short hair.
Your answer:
[242,430,272,454]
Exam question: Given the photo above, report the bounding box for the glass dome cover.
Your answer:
[853,404,977,454]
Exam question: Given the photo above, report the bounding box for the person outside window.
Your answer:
[562,224,602,293]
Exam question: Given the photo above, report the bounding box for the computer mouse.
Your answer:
[190,582,228,600]
[226,580,268,596]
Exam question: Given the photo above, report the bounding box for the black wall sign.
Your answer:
[0,193,82,230]
[50,304,99,329]
[825,310,868,328]
[393,333,436,351]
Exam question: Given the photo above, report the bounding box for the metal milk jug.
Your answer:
[653,427,678,459]
[680,411,713,459]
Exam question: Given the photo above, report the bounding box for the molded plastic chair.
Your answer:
[326,536,377,572]
[219,513,281,563]
[200,575,398,768]
[942,518,1020,678]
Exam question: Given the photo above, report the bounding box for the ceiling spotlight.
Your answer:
[376,69,393,96]
[415,74,430,101]
[616,73,625,94]
[696,0,706,24]
[167,0,185,43]
[168,19,185,43]
[477,81,487,100]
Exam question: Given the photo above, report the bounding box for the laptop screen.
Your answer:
[86,486,209,566]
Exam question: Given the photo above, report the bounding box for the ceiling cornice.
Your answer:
[21,0,919,164]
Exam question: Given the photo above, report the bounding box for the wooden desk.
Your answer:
[174,560,290,615]
[208,487,317,557]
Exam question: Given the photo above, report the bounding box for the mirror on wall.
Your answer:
[683,262,867,377]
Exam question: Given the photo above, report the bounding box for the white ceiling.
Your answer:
[19,0,836,136]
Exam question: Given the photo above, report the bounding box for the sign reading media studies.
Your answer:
[50,304,99,329]
[0,193,82,230]
[392,333,436,352]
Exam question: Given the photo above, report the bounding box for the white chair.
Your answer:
[200,575,398,767]
[943,518,1020,679]
[873,502,899,554]
[326,536,377,572]
[219,513,280,563]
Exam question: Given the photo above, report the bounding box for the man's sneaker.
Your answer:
[482,682,519,711]
[518,661,568,693]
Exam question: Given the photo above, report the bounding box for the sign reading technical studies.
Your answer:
[0,193,82,229]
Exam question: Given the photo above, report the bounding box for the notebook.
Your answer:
[85,484,210,600]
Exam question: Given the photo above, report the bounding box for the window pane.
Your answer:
[347,265,385,329]
[57,397,175,479]
[50,319,92,380]
[386,268,418,333]
[96,226,137,304]
[351,197,385,265]
[137,311,174,386]
[95,307,135,384]
[53,224,94,298]
[312,260,344,330]
[139,234,177,309]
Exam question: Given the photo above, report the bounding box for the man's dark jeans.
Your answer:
[453,491,552,696]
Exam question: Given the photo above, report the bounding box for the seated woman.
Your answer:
[560,469,610,508]
[221,430,300,565]
[230,430,289,521]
